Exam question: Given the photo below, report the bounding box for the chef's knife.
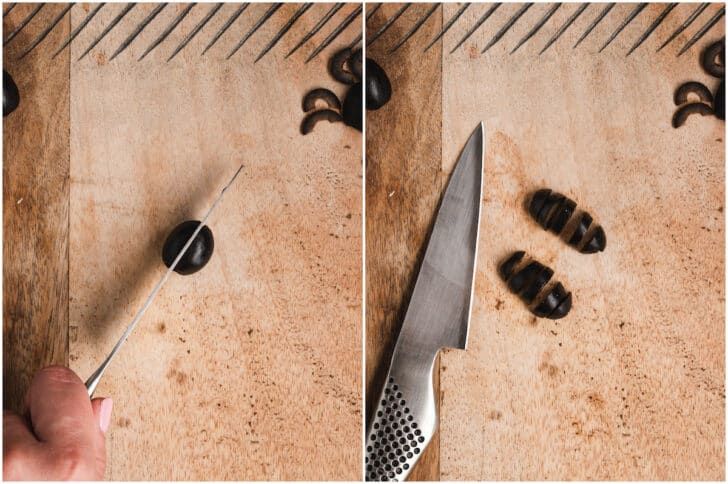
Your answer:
[365,124,484,481]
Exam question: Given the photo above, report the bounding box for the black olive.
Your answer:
[672,101,715,128]
[342,82,362,131]
[674,81,713,106]
[532,283,571,319]
[349,48,363,80]
[580,226,607,254]
[329,47,358,85]
[507,261,543,294]
[520,266,553,305]
[162,220,214,275]
[3,70,19,117]
[715,80,725,120]
[701,39,725,78]
[365,58,392,111]
[527,189,606,254]
[498,252,572,320]
[302,88,341,112]
[300,109,343,135]
[498,250,524,280]
[567,212,592,248]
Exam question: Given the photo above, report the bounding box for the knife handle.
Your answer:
[365,349,438,482]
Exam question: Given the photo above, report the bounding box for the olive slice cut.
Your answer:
[520,266,553,305]
[498,251,525,281]
[568,212,593,247]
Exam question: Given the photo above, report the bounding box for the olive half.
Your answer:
[365,58,391,111]
[3,70,19,117]
[715,80,725,121]
[342,82,362,132]
[162,220,214,275]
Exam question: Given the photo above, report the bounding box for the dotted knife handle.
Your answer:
[365,375,433,482]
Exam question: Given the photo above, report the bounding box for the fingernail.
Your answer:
[99,398,113,434]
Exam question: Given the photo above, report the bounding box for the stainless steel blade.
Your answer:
[398,122,483,354]
[365,124,484,482]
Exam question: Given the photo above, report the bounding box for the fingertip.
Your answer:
[91,398,113,434]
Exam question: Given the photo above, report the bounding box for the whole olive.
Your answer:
[4,70,19,117]
[714,80,725,120]
[162,220,214,275]
[365,59,391,111]
[342,82,362,132]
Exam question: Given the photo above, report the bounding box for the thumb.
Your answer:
[90,398,114,434]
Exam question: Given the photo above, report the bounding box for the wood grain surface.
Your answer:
[444,2,725,480]
[5,2,363,480]
[3,2,71,413]
[365,3,443,481]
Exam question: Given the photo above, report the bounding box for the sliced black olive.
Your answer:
[162,220,214,276]
[547,291,572,320]
[715,80,725,120]
[365,58,392,111]
[674,81,713,106]
[349,48,362,80]
[342,82,362,131]
[499,252,572,320]
[568,212,592,248]
[548,198,576,235]
[580,226,607,253]
[300,109,343,135]
[302,88,341,113]
[536,193,564,229]
[701,39,725,78]
[3,70,19,117]
[507,261,543,294]
[532,282,571,319]
[498,251,524,280]
[672,102,715,128]
[520,266,553,305]
[329,47,357,85]
[528,189,551,220]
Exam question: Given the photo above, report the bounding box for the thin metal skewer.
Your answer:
[658,2,709,52]
[482,3,533,54]
[201,3,248,56]
[138,2,196,61]
[389,3,439,54]
[84,164,244,397]
[366,3,410,47]
[539,2,588,55]
[4,4,44,46]
[677,6,725,57]
[18,3,74,59]
[53,3,105,59]
[78,3,136,61]
[167,2,221,62]
[285,3,343,58]
[3,3,17,16]
[510,3,560,55]
[424,3,470,52]
[227,3,282,60]
[366,3,381,22]
[347,30,362,49]
[255,2,312,63]
[573,2,614,48]
[598,3,647,53]
[109,3,166,62]
[305,4,361,63]
[626,3,676,57]
[450,3,501,54]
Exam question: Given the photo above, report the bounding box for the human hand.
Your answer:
[3,366,112,480]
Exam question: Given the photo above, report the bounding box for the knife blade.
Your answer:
[365,123,484,482]
[85,164,244,396]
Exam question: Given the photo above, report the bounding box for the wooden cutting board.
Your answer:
[367,2,725,480]
[5,2,362,480]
